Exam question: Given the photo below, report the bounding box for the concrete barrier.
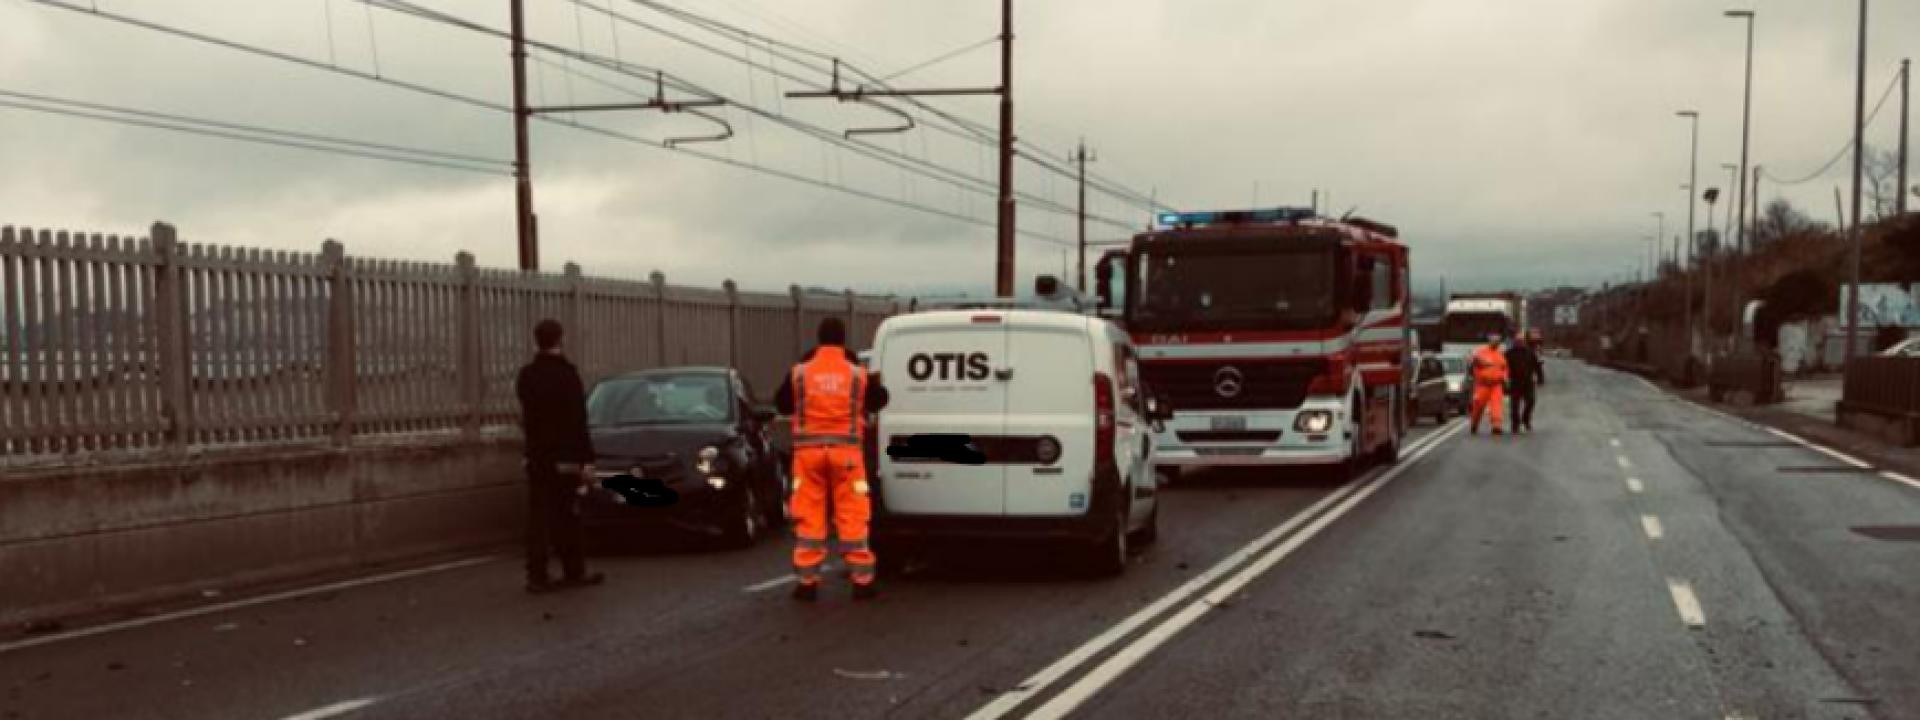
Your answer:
[0,438,522,628]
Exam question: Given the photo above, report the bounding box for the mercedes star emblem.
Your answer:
[1213,366,1245,398]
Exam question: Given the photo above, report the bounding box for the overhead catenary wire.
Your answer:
[23,0,1086,244]
[876,35,999,82]
[0,98,509,176]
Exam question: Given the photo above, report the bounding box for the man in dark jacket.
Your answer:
[1506,329,1547,434]
[516,319,604,594]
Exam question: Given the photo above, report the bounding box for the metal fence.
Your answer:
[1,222,898,460]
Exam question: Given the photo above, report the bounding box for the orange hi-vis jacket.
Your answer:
[1472,345,1509,386]
[791,349,869,448]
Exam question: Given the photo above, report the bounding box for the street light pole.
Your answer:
[1652,212,1666,272]
[1846,0,1868,366]
[1726,9,1756,350]
[1679,110,1700,360]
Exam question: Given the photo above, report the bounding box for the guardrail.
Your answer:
[1,222,898,460]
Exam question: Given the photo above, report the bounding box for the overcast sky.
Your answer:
[2,0,1916,297]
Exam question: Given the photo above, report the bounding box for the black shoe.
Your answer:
[526,579,557,595]
[852,583,879,602]
[556,572,605,590]
[1470,425,1480,435]
[792,583,819,602]
[1493,428,1505,436]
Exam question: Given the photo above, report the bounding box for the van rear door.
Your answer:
[1001,317,1097,517]
[875,314,1008,515]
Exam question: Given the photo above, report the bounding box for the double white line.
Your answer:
[967,422,1466,720]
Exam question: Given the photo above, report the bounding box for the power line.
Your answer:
[876,35,999,82]
[0,87,510,166]
[0,98,509,175]
[1761,68,1901,186]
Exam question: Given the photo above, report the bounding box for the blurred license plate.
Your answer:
[1210,416,1247,431]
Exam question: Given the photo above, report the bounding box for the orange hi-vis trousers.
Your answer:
[790,444,875,587]
[1471,380,1506,431]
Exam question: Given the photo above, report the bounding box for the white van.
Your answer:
[869,309,1170,575]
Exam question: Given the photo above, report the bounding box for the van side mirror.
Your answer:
[1095,260,1114,309]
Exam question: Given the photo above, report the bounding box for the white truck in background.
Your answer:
[1440,291,1526,358]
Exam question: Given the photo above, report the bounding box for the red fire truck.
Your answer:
[1093,207,1411,479]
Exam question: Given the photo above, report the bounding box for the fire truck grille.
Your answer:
[1140,359,1325,411]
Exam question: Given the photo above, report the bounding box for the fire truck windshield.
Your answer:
[1130,245,1337,332]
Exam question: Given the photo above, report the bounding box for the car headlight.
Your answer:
[1294,411,1334,433]
[696,446,720,475]
[1034,436,1061,465]
[707,477,727,490]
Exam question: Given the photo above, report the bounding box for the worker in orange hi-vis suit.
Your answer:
[1469,332,1510,436]
[773,317,890,602]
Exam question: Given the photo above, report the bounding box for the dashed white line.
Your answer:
[1667,579,1707,628]
[1610,438,1622,448]
[0,555,500,655]
[1626,477,1644,494]
[1616,455,1633,470]
[742,575,797,594]
[1641,515,1665,540]
[278,696,381,720]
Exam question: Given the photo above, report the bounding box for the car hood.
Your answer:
[590,423,736,462]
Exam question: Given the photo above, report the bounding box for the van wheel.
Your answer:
[1128,504,1159,547]
[1084,502,1129,577]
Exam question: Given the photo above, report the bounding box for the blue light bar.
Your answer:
[1156,207,1316,228]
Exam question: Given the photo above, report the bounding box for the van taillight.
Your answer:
[1094,372,1115,464]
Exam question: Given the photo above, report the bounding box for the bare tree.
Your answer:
[1864,146,1902,221]
[1754,198,1824,245]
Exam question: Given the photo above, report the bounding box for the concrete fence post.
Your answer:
[150,222,191,455]
[724,279,740,371]
[790,284,806,357]
[650,270,667,368]
[322,239,356,447]
[455,252,479,441]
[563,262,584,378]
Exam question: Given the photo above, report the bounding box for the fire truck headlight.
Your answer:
[1295,411,1334,434]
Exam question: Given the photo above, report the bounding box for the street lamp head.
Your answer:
[1704,187,1721,203]
[1676,110,1699,118]
[1724,9,1754,19]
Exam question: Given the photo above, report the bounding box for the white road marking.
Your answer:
[1626,477,1644,494]
[1667,579,1707,628]
[278,696,381,720]
[1008,424,1466,720]
[966,424,1461,720]
[0,555,500,655]
[1766,428,1872,468]
[1616,455,1633,470]
[743,576,797,594]
[1610,438,1621,448]
[1880,471,1920,491]
[1641,515,1664,540]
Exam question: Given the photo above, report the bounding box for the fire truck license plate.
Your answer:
[1210,416,1247,431]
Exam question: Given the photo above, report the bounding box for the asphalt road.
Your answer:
[4,359,1917,719]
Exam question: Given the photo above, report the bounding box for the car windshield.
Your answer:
[1438,356,1468,373]
[1131,246,1336,331]
[586,373,733,426]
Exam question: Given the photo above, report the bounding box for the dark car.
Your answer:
[1411,354,1453,425]
[581,367,786,549]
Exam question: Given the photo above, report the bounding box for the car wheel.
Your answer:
[722,486,763,549]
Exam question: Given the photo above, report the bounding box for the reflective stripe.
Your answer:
[839,539,871,553]
[844,558,875,569]
[794,434,860,446]
[851,369,866,425]
[794,566,821,580]
[794,538,828,550]
[791,367,807,438]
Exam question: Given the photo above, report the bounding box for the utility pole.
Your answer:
[1752,165,1764,246]
[509,2,726,273]
[787,2,1015,295]
[1072,141,1095,289]
[511,0,535,271]
[995,0,1016,297]
[1846,0,1868,366]
[1680,110,1700,360]
[1900,58,1911,216]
